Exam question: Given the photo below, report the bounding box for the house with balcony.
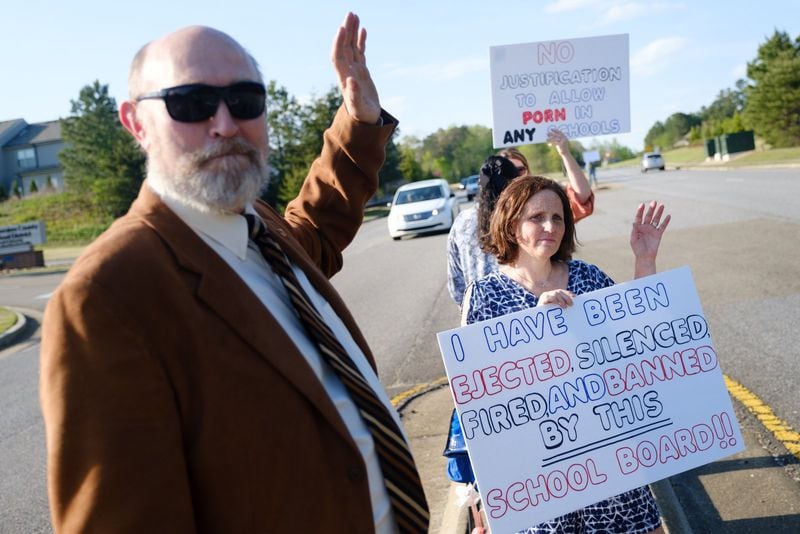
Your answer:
[0,118,65,198]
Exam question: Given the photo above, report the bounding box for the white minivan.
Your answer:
[387,179,459,240]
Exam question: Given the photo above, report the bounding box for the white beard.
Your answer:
[147,137,269,214]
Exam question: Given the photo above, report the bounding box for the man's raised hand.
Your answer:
[331,12,381,124]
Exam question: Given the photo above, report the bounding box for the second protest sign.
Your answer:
[437,267,743,533]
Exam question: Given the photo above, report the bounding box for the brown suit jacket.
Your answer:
[40,107,406,533]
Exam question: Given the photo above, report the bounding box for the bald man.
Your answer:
[40,14,428,533]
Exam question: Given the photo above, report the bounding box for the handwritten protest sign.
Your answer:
[582,150,601,164]
[437,267,743,533]
[489,34,630,148]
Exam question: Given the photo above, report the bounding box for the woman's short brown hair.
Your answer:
[487,175,576,265]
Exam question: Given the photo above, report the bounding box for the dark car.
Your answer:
[459,174,479,201]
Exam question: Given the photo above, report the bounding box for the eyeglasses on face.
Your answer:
[136,81,266,123]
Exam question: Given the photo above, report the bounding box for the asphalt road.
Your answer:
[0,165,797,531]
[0,342,49,533]
[334,166,800,432]
[575,166,800,437]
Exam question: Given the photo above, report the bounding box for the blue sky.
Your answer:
[2,0,799,151]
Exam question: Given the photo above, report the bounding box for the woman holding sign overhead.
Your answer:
[461,175,670,534]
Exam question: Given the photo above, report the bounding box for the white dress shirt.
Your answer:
[149,183,398,534]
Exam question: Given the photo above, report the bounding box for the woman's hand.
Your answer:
[546,128,570,157]
[630,200,671,278]
[537,289,576,308]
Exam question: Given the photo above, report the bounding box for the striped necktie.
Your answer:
[245,214,429,533]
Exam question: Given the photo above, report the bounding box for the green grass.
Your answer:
[605,157,638,169]
[605,144,800,170]
[41,245,87,262]
[0,192,113,246]
[3,145,799,252]
[364,206,390,220]
[726,146,800,166]
[0,307,17,334]
[660,145,707,164]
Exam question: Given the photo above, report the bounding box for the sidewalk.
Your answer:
[399,382,800,533]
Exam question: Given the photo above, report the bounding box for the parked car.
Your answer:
[460,174,480,201]
[387,179,459,240]
[641,152,665,172]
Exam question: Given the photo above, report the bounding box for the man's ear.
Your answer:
[119,101,147,148]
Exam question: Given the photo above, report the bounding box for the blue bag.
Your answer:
[442,409,475,484]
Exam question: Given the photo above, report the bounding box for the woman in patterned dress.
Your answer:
[462,175,670,534]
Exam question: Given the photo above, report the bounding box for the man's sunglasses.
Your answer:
[136,82,266,123]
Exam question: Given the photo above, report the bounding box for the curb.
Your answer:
[439,482,470,534]
[392,376,448,412]
[393,379,470,534]
[0,309,28,350]
[651,479,694,534]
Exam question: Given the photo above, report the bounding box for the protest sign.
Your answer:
[489,34,630,148]
[582,150,601,164]
[437,267,743,533]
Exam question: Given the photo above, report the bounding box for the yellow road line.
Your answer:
[392,376,448,407]
[724,374,800,460]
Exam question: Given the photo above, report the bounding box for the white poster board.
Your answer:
[437,267,743,533]
[583,150,602,164]
[489,34,630,148]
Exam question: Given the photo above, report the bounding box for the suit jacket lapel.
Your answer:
[128,186,358,446]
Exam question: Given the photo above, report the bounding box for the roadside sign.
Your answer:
[0,221,46,253]
[583,150,602,163]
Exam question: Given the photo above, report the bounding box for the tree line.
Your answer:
[54,81,403,215]
[49,29,799,219]
[645,30,800,151]
[56,79,626,217]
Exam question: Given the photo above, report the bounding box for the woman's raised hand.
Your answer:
[630,200,671,278]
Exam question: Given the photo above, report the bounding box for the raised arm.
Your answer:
[547,128,592,204]
[630,200,671,278]
[284,13,396,276]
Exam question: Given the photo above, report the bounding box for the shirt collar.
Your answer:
[147,180,254,261]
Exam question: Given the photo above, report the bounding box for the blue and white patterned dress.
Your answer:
[463,259,662,534]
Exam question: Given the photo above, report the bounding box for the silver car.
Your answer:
[641,152,665,172]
